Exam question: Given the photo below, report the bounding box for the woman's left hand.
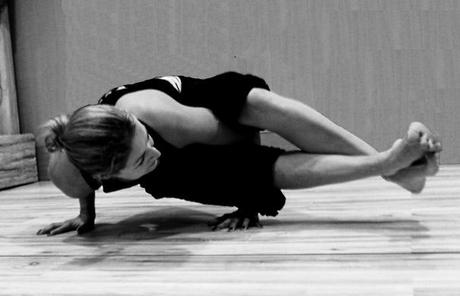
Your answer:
[209,208,262,231]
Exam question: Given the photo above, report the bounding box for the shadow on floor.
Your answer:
[60,207,219,268]
[58,207,430,268]
[263,216,430,241]
[65,206,430,244]
[65,206,217,244]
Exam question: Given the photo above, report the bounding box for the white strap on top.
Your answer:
[157,76,182,93]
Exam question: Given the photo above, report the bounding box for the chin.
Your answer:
[147,159,159,173]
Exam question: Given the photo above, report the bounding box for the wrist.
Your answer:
[79,212,95,221]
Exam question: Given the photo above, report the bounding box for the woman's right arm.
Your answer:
[37,150,96,236]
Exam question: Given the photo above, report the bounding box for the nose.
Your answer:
[151,146,162,159]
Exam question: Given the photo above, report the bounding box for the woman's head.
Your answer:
[42,104,159,180]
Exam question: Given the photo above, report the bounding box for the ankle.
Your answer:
[377,150,395,177]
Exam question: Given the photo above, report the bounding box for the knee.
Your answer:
[241,88,289,129]
[247,88,284,110]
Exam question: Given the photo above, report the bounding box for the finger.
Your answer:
[49,223,72,236]
[228,218,239,232]
[208,218,222,227]
[37,223,59,235]
[213,218,232,231]
[216,218,232,230]
[242,218,250,230]
[250,217,263,228]
[37,228,47,235]
[208,214,231,227]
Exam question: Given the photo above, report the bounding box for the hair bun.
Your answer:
[40,114,69,152]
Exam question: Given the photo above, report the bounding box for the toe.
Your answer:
[428,138,436,152]
[408,122,438,146]
[434,141,443,153]
[407,124,422,142]
[410,122,430,135]
[428,138,442,153]
[425,153,439,176]
[419,133,430,151]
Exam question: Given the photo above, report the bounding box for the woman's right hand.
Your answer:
[36,215,95,236]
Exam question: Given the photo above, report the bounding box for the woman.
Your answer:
[36,72,442,235]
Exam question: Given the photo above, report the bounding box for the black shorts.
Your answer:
[177,71,270,129]
[139,142,287,217]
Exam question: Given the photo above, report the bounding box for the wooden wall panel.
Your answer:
[0,133,38,189]
[10,0,460,180]
[0,3,19,134]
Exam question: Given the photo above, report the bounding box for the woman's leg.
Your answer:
[241,88,441,156]
[239,89,442,192]
[272,125,429,189]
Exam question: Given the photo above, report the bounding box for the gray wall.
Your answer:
[11,0,460,180]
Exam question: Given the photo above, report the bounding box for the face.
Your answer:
[114,117,161,180]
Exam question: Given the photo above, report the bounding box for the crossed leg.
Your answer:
[211,88,442,230]
[239,88,442,192]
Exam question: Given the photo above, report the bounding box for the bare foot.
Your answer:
[409,122,442,154]
[384,164,427,194]
[384,153,439,194]
[412,122,441,176]
[382,122,441,193]
[382,137,426,177]
[383,122,443,175]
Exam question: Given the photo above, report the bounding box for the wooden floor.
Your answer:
[1,165,460,295]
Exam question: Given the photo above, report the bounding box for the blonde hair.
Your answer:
[41,104,136,179]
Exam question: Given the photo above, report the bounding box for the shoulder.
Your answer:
[115,88,181,118]
[48,150,95,198]
[115,89,207,147]
[115,88,186,130]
